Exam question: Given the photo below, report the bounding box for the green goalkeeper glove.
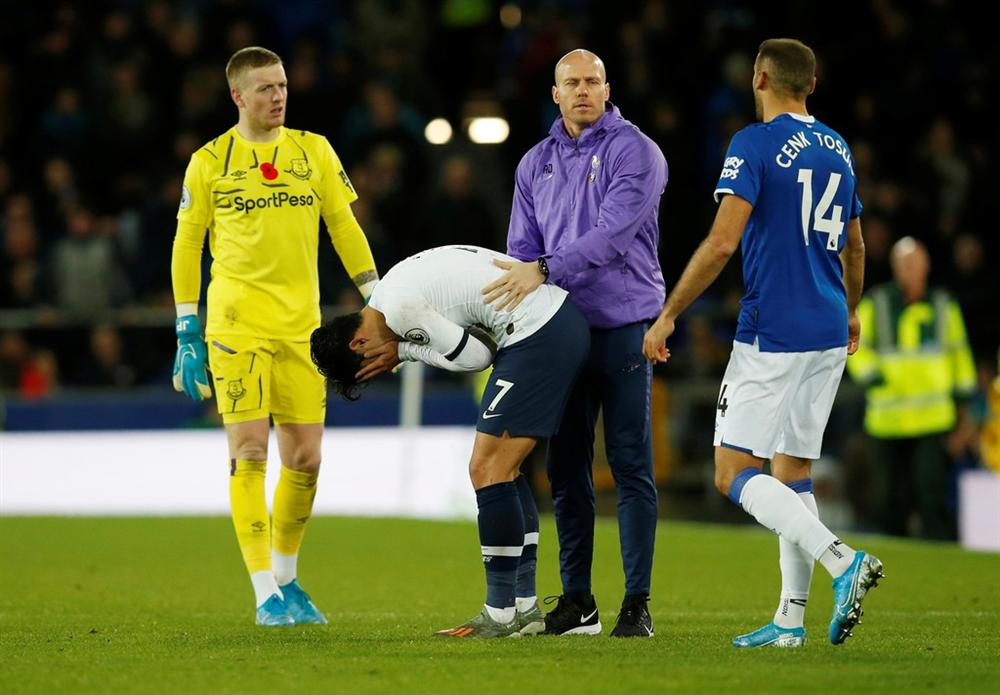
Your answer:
[172,314,212,401]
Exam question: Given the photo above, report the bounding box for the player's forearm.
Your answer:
[324,206,379,299]
[171,220,206,307]
[660,235,735,322]
[659,194,748,322]
[841,217,865,313]
[843,243,865,314]
[175,302,198,318]
[398,337,493,372]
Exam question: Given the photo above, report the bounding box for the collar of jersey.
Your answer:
[231,125,287,148]
[777,112,816,124]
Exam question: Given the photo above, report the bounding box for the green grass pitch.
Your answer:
[2,516,998,693]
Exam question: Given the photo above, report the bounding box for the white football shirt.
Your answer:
[368,245,567,368]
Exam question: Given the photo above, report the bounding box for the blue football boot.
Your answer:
[279,579,328,625]
[255,593,295,627]
[732,622,806,648]
[829,551,884,645]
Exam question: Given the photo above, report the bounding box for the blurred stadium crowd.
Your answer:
[1,2,997,527]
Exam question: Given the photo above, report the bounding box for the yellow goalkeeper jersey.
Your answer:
[177,126,361,340]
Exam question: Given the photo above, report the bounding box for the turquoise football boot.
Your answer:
[279,579,328,625]
[829,551,884,645]
[256,593,295,627]
[733,622,806,648]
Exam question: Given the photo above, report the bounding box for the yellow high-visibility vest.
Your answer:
[847,284,976,438]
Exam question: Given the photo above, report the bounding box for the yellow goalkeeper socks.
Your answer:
[272,465,319,585]
[229,458,272,574]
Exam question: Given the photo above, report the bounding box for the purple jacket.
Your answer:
[507,104,667,328]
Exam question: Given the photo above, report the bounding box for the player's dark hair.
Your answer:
[310,313,365,401]
[757,38,816,99]
[226,46,282,88]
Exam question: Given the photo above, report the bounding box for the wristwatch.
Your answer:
[537,257,550,281]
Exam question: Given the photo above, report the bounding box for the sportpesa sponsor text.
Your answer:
[224,191,316,213]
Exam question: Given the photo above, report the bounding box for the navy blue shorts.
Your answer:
[476,299,590,438]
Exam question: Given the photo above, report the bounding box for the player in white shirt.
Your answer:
[311,245,590,637]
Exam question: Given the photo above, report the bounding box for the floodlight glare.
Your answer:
[425,118,453,145]
[468,117,510,144]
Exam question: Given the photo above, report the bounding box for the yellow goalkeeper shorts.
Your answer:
[206,334,326,425]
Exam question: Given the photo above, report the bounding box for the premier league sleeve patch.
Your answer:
[179,185,192,210]
[404,328,430,345]
[338,170,355,194]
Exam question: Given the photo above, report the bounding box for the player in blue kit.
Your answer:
[643,39,883,647]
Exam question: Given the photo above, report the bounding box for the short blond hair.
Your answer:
[225,46,282,89]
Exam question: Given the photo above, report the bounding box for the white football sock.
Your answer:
[818,539,857,578]
[485,604,516,623]
[515,596,537,613]
[250,570,281,608]
[738,474,839,566]
[773,491,818,628]
[273,551,298,586]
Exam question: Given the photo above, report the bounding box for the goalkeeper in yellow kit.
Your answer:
[171,46,378,626]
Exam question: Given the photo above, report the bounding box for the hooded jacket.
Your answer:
[507,104,668,328]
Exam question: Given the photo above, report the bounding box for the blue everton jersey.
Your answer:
[715,113,862,352]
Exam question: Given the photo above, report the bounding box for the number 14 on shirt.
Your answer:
[797,168,844,251]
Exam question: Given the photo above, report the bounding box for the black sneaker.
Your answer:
[610,595,654,637]
[542,593,602,635]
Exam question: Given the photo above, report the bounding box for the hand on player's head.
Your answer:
[356,340,401,383]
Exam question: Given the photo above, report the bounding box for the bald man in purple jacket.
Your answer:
[483,49,667,638]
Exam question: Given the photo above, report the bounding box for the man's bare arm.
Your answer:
[643,195,750,362]
[841,216,865,354]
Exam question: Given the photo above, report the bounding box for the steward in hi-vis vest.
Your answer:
[848,282,975,438]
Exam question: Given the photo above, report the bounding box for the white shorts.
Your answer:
[713,339,847,460]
